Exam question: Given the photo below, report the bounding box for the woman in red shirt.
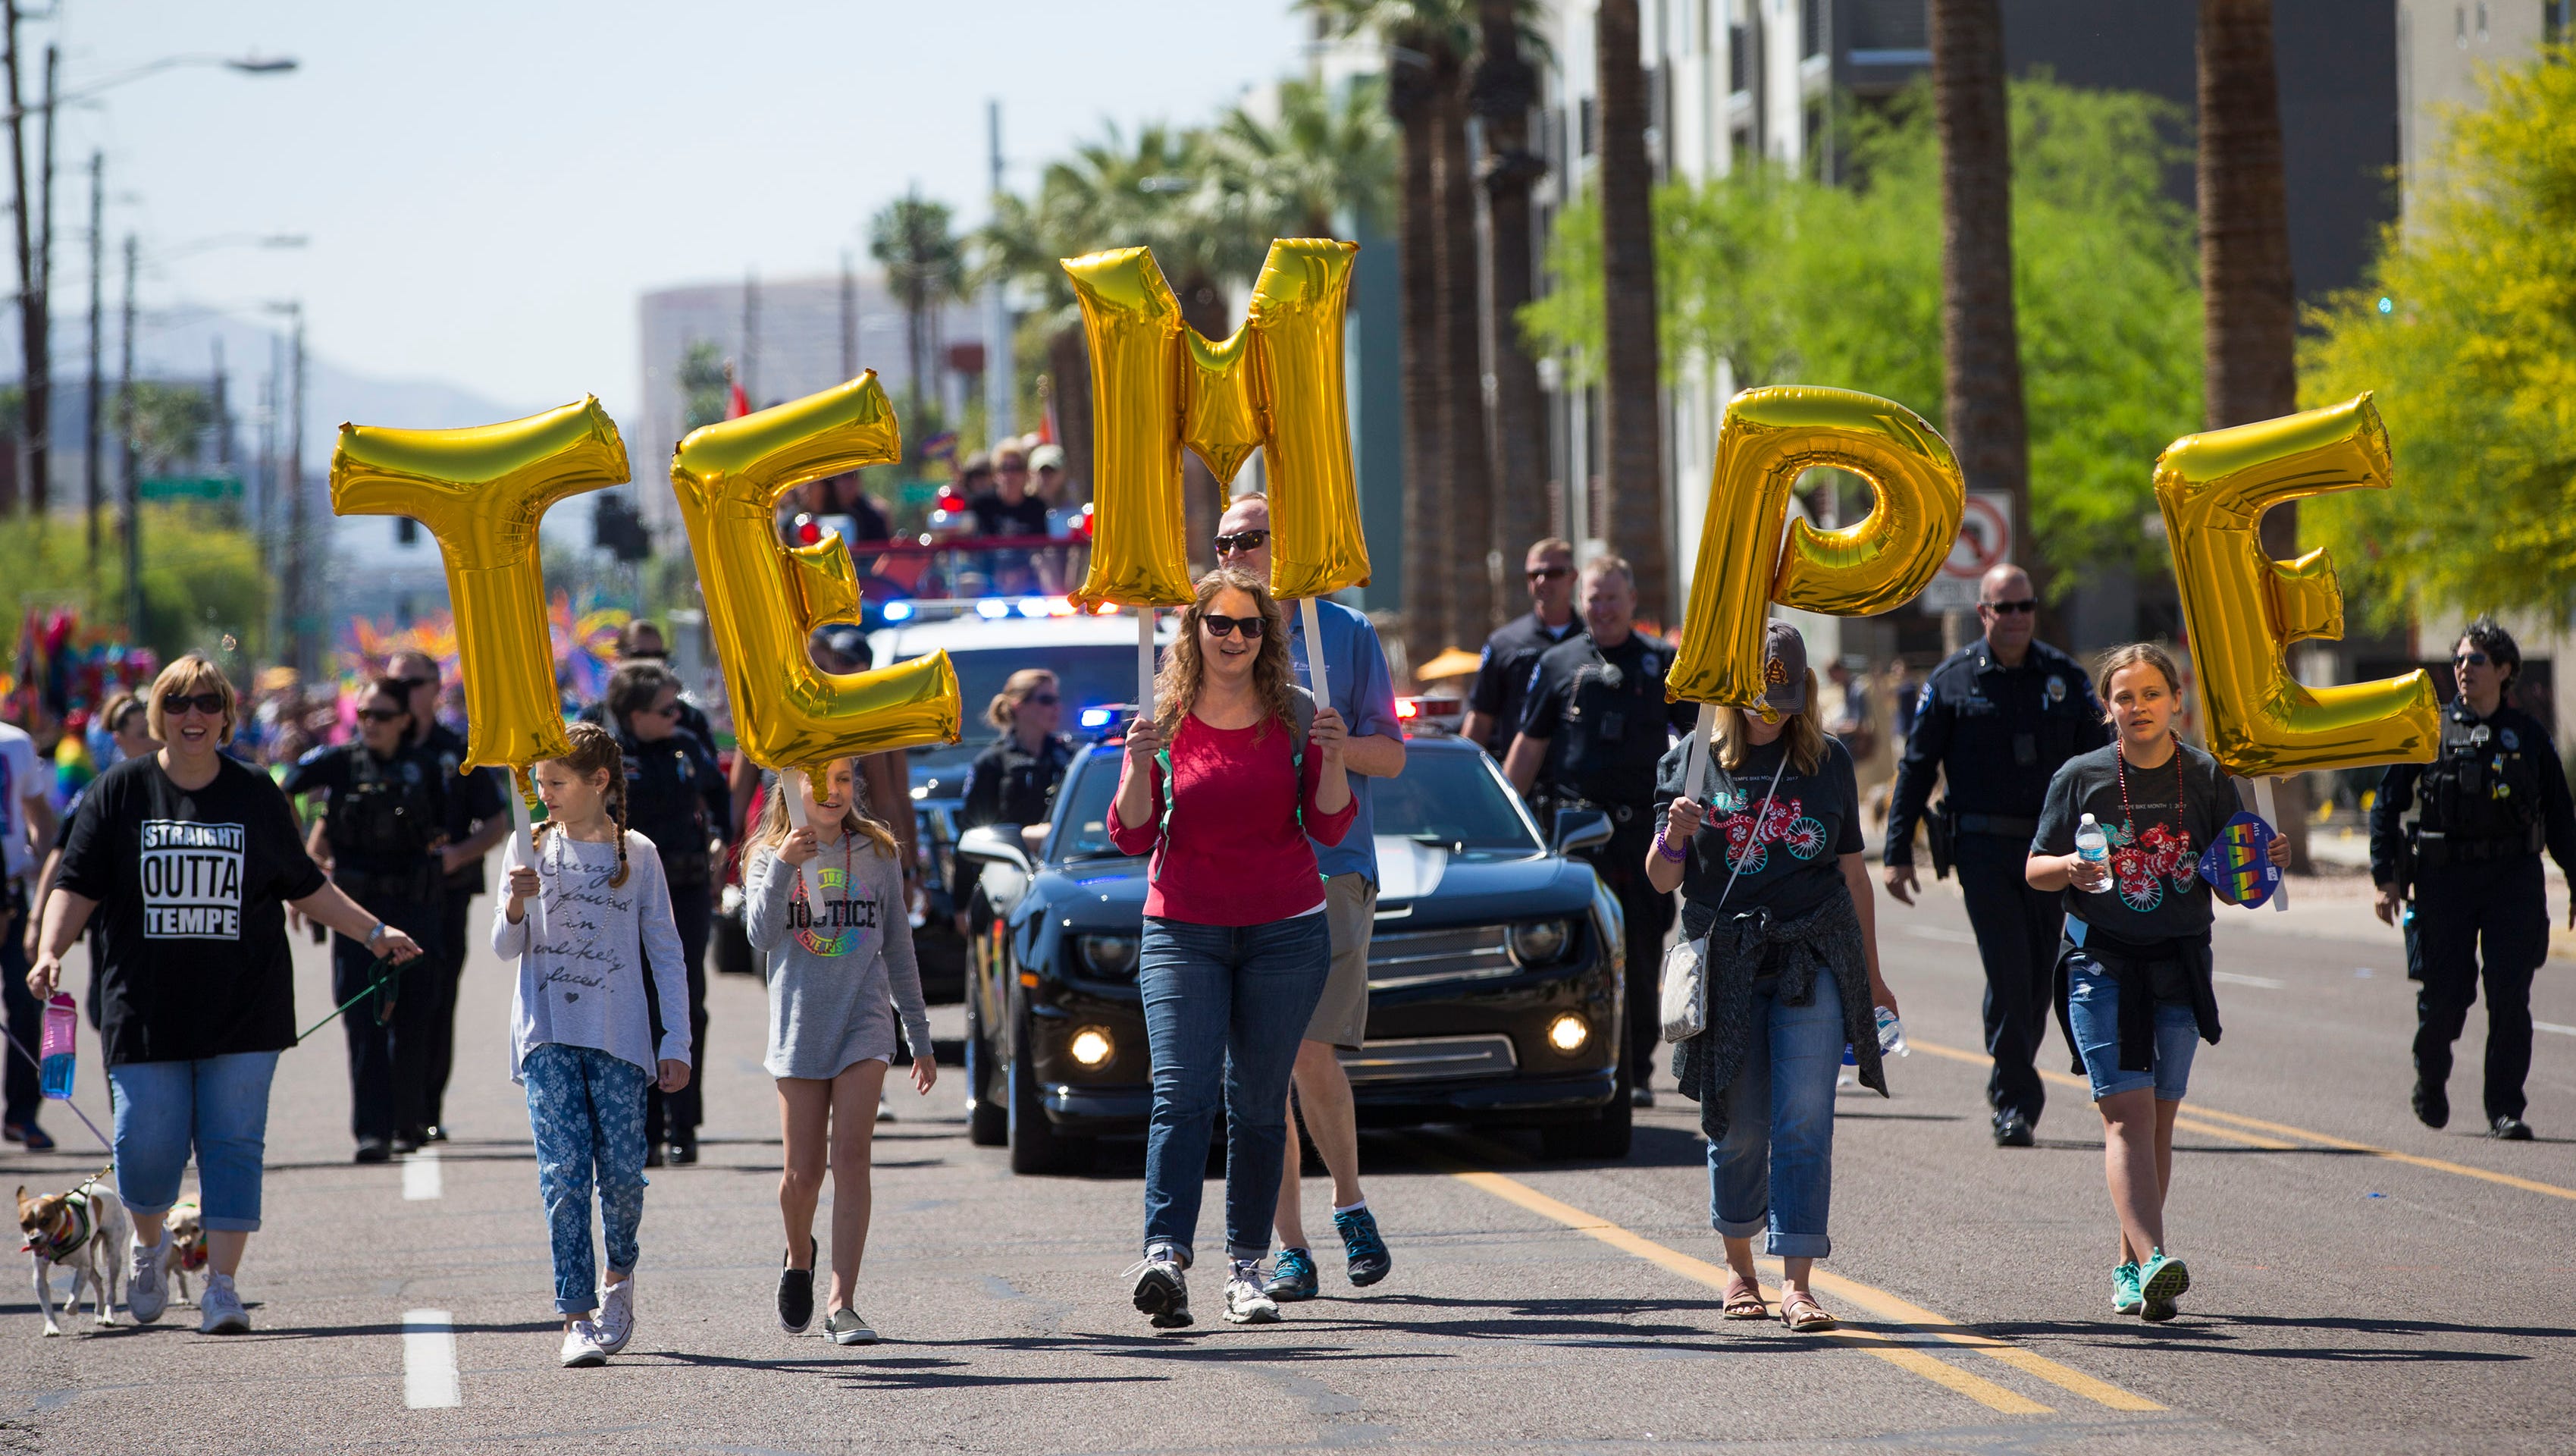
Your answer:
[1111,569,1354,1329]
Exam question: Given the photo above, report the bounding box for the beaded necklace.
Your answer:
[2114,735,2188,845]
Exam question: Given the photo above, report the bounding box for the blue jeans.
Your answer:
[108,1051,281,1232]
[1137,914,1331,1265]
[1706,968,1844,1260]
[523,1043,650,1313]
[2066,960,2200,1102]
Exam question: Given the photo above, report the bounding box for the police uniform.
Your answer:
[1884,637,2108,1137]
[1518,629,1697,1090]
[620,720,734,1156]
[1468,611,1587,757]
[952,731,1075,906]
[2369,698,2576,1132]
[415,721,506,1136]
[283,737,465,1150]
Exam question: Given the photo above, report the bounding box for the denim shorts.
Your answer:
[2065,958,2198,1103]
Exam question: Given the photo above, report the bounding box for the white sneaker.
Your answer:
[559,1319,607,1367]
[197,1272,250,1334]
[127,1235,171,1325]
[595,1276,635,1355]
[1124,1254,1191,1329]
[1224,1270,1281,1325]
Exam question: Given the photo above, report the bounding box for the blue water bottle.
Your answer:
[39,995,77,1100]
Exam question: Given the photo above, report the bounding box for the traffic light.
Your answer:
[594,492,651,561]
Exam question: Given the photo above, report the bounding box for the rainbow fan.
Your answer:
[2195,811,2283,909]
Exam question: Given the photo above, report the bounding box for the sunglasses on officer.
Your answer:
[2454,651,2493,669]
[1980,598,2038,615]
[1526,563,1571,582]
[1200,613,1265,639]
[1211,529,1269,557]
[357,707,409,725]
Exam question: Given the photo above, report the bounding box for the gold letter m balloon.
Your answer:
[669,372,960,780]
[2154,393,2437,778]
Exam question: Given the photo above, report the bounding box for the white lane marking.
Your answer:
[1906,925,1982,945]
[403,1309,460,1408]
[403,1148,442,1200]
[2212,971,2286,989]
[2536,1021,2576,1037]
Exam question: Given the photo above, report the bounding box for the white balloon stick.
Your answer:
[1137,608,1157,723]
[1300,597,1330,708]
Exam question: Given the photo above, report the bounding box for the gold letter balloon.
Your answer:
[2153,393,2437,777]
[1062,238,1368,606]
[1667,387,1965,717]
[669,372,961,789]
[330,397,630,771]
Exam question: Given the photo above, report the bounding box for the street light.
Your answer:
[2,52,301,123]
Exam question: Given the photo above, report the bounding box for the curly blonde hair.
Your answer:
[1152,569,1294,743]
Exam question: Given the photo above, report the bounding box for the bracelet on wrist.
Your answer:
[1654,831,1688,862]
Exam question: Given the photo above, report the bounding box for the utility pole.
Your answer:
[118,232,137,640]
[3,5,47,516]
[838,249,856,381]
[259,337,280,657]
[211,334,228,471]
[740,269,758,404]
[82,149,99,572]
[280,302,307,674]
[984,99,1014,440]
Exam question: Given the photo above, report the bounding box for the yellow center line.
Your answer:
[1909,1036,2576,1202]
[1422,1144,2164,1416]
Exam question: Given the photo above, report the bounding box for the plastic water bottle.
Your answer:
[1875,1005,1910,1057]
[1836,1043,1857,1088]
[2075,813,2109,883]
[38,995,77,1100]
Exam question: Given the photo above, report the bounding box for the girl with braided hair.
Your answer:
[493,722,694,1368]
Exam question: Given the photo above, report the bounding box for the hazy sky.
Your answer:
[58,1,1311,419]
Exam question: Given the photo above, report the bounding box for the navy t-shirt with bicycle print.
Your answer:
[1654,733,1864,935]
[2032,739,2237,943]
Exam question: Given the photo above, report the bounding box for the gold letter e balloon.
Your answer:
[669,372,961,799]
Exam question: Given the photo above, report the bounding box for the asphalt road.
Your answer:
[3,868,2570,1454]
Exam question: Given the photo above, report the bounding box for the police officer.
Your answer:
[2370,619,2576,1141]
[952,668,1075,920]
[1882,564,2108,1147]
[1463,537,1585,758]
[284,677,465,1163]
[1504,556,1697,1106]
[606,661,734,1165]
[386,651,508,1145]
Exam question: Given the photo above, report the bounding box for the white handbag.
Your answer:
[1658,748,1790,1043]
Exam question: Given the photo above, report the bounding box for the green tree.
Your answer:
[121,381,216,475]
[2302,45,2576,626]
[1,503,268,661]
[677,340,729,431]
[1525,77,2202,582]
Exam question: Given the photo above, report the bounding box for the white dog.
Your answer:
[165,1199,208,1308]
[17,1168,130,1336]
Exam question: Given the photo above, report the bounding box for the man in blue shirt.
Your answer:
[1213,493,1407,1302]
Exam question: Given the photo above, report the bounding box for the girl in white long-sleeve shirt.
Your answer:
[492,723,693,1370]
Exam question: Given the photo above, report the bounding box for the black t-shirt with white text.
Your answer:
[57,754,329,1065]
[1656,733,1865,935]
[2032,740,2238,944]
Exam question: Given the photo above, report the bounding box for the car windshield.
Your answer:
[892,642,1139,778]
[1045,745,1540,862]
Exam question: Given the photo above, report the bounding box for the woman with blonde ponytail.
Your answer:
[491,722,694,1369]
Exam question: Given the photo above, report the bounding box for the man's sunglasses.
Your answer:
[640,700,682,718]
[161,692,226,717]
[1026,692,1060,706]
[2455,651,2492,668]
[1201,613,1265,639]
[358,708,409,724]
[1981,598,2039,615]
[1526,564,1571,582]
[1211,529,1269,555]
[392,677,434,692]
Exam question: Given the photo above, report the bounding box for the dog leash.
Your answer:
[291,956,403,1045]
[0,1027,114,1154]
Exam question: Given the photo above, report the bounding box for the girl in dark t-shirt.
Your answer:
[2027,643,2288,1325]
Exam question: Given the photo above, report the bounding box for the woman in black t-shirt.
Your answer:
[2028,642,2287,1324]
[25,655,423,1336]
[1647,622,1896,1334]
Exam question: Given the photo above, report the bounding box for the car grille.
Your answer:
[1366,924,1519,990]
[1336,1034,1518,1084]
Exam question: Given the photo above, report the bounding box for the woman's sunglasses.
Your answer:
[1201,613,1265,639]
[641,699,682,717]
[1211,529,1270,556]
[161,692,226,717]
[2455,651,2491,668]
[358,708,409,724]
[1024,692,1059,706]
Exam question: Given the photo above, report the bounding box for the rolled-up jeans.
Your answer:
[1707,965,1844,1260]
[1137,912,1331,1266]
[108,1051,282,1232]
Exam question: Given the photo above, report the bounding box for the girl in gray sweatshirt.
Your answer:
[744,757,935,1345]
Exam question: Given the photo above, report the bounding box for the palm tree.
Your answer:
[1471,0,1554,569]
[2197,0,2308,868]
[869,191,967,417]
[1929,0,2035,607]
[1594,0,1669,623]
[1434,43,1497,651]
[1209,76,1394,241]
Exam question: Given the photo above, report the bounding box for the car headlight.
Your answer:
[1507,919,1570,965]
[1079,934,1139,977]
[1068,1027,1115,1068]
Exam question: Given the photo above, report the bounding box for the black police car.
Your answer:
[951,726,1631,1175]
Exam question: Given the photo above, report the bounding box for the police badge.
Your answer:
[2045,675,2067,705]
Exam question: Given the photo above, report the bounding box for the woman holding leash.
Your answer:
[2027,643,2288,1323]
[743,756,935,1345]
[1648,623,1895,1333]
[1109,568,1354,1330]
[27,655,425,1336]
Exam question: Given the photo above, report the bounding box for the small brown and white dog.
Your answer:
[164,1199,208,1307]
[17,1167,130,1336]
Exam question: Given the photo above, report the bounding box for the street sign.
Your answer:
[1917,491,2014,613]
[138,475,243,502]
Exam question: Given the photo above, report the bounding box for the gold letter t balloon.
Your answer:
[669,372,961,789]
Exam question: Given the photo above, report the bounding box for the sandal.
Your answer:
[1778,1291,1838,1332]
[1722,1274,1768,1320]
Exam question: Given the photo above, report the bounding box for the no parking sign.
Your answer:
[1916,491,2014,612]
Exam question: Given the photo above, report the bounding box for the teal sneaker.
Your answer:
[2139,1249,2190,1323]
[2111,1261,2143,1316]
[1262,1246,1320,1302]
[1333,1206,1392,1288]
